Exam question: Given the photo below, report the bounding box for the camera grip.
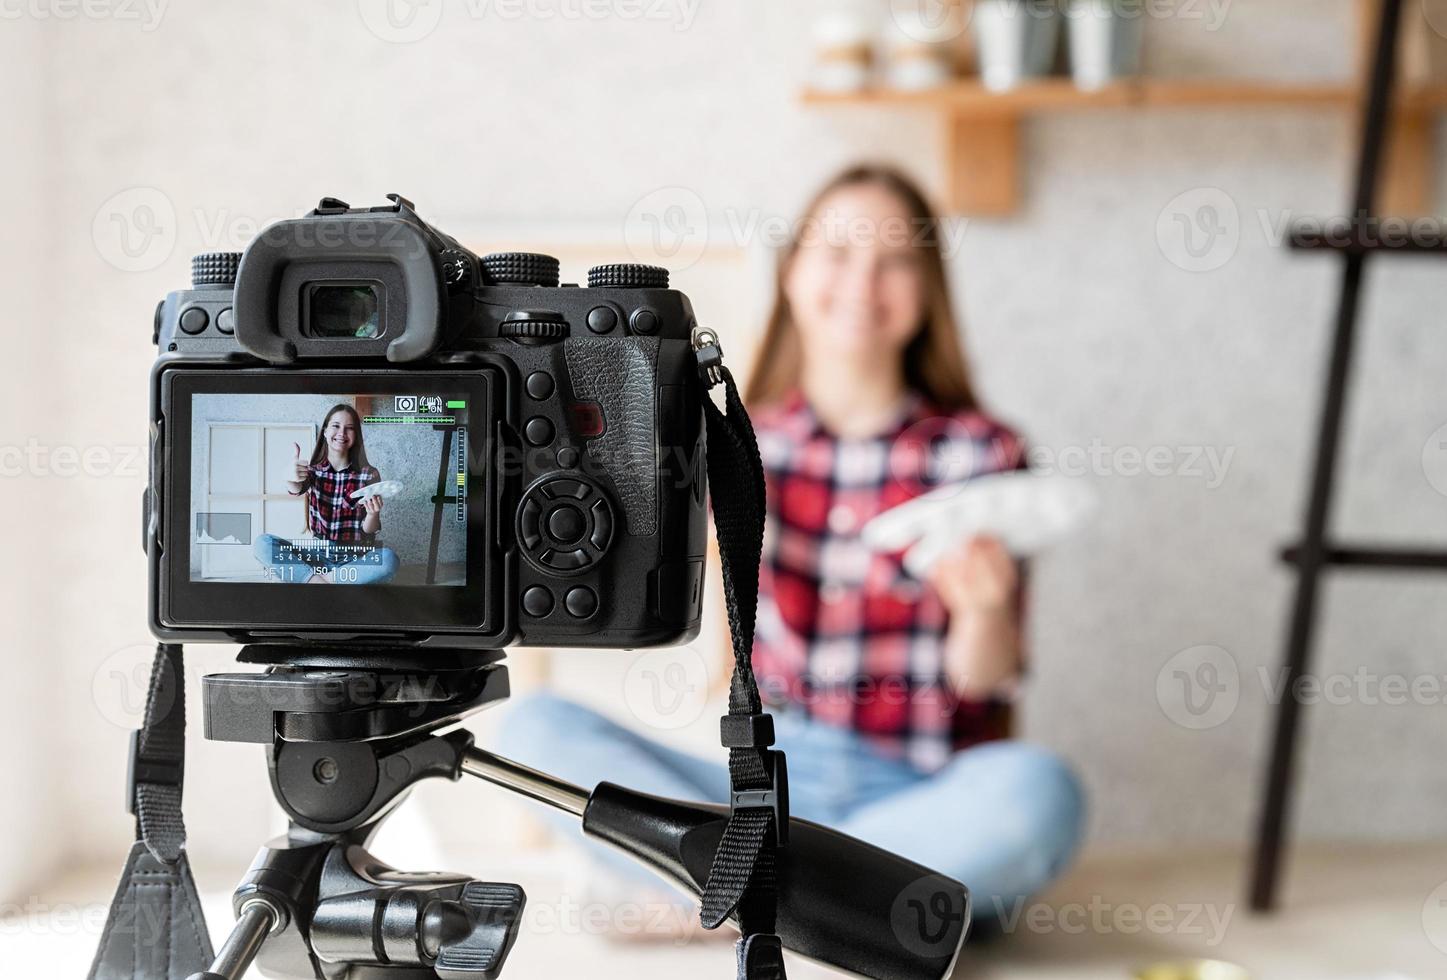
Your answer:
[564,338,659,535]
[582,783,969,980]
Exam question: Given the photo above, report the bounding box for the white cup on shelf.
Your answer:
[1064,0,1144,91]
[974,0,1062,92]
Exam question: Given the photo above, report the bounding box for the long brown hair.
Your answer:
[744,164,981,413]
[307,404,371,473]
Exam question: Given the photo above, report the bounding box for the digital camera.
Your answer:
[146,194,709,649]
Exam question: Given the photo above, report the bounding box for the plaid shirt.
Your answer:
[752,391,1026,772]
[299,463,381,544]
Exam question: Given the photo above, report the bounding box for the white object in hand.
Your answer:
[349,480,404,502]
[861,471,1096,576]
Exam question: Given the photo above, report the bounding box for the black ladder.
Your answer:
[1250,0,1447,912]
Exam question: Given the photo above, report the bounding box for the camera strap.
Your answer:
[695,331,789,980]
[89,643,216,980]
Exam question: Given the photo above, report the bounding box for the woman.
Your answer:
[502,166,1084,931]
[253,403,400,585]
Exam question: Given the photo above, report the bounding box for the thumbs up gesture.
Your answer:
[290,442,309,488]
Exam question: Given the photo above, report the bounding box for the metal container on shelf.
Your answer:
[974,0,1061,92]
[1065,0,1145,91]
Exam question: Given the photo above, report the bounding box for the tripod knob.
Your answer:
[426,881,526,980]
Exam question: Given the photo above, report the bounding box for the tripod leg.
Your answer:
[186,899,280,980]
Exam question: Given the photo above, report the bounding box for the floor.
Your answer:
[5,843,1444,978]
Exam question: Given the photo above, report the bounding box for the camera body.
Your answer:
[147,195,709,650]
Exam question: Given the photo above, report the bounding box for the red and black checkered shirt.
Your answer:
[299,463,381,544]
[751,391,1027,772]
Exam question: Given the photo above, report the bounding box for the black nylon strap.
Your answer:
[133,644,189,863]
[90,643,214,980]
[697,364,788,979]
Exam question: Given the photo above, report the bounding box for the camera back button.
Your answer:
[522,586,554,618]
[179,307,209,334]
[525,417,555,446]
[565,587,598,619]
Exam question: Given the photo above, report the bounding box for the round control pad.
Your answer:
[518,477,615,574]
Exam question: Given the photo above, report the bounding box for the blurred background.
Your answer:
[4,0,1447,977]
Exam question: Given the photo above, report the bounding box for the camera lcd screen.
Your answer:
[162,371,497,633]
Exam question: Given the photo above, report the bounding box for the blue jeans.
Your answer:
[252,533,400,585]
[498,692,1085,925]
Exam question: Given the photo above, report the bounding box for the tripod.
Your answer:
[184,646,971,980]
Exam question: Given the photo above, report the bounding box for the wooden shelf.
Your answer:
[801,78,1447,214]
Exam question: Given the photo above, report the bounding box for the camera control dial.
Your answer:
[500,310,569,342]
[586,263,669,289]
[518,476,615,574]
[481,251,560,287]
[191,251,243,287]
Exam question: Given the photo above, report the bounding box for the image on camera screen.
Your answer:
[189,391,469,586]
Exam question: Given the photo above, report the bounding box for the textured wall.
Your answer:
[0,14,62,898]
[11,0,1447,882]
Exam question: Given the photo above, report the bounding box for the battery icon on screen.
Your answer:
[446,400,466,409]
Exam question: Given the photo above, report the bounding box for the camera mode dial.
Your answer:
[481,252,561,288]
[587,263,669,289]
[191,252,242,287]
[518,476,615,575]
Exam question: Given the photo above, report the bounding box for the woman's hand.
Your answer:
[929,535,1023,699]
[360,493,383,535]
[287,443,308,495]
[928,535,1017,615]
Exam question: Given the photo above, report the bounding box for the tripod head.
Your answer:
[189,649,970,980]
